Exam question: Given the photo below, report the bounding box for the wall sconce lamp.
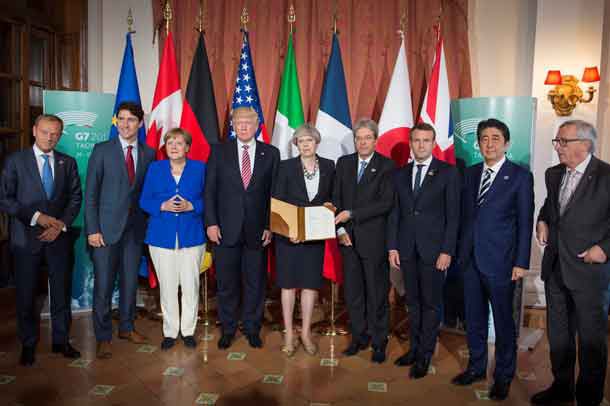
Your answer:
[544,66,600,116]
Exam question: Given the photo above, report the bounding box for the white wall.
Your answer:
[88,0,158,113]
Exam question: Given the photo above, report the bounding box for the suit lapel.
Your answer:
[113,138,129,185]
[402,162,414,201]
[548,165,564,215]
[480,160,512,206]
[133,141,147,188]
[414,158,438,203]
[358,153,378,185]
[562,157,597,216]
[51,152,66,200]
[247,141,266,190]
[228,140,244,188]
[26,149,47,199]
[294,158,309,201]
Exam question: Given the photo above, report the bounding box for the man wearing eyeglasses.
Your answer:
[451,118,534,401]
[532,120,609,406]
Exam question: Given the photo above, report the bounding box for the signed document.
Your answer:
[270,198,336,241]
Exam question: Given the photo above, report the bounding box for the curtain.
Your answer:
[152,0,471,138]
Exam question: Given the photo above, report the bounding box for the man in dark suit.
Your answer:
[451,119,534,400]
[532,120,609,406]
[387,122,460,378]
[205,107,279,350]
[333,118,395,363]
[85,102,155,359]
[0,114,82,365]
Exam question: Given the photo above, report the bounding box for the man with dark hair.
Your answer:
[334,118,395,363]
[388,122,460,378]
[85,101,155,359]
[451,118,534,400]
[533,120,609,406]
[0,114,82,365]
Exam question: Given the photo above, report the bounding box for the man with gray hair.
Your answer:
[534,120,610,406]
[333,118,395,363]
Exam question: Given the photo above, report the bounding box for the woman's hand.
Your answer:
[160,195,193,212]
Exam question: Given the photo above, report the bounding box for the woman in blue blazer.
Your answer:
[140,128,206,350]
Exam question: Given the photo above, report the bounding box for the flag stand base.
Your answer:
[314,282,349,336]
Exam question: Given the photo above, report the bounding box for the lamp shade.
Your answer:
[544,70,562,85]
[582,66,600,83]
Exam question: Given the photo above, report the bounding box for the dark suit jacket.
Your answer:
[538,156,610,289]
[205,139,280,248]
[273,156,335,207]
[333,152,395,258]
[387,158,460,264]
[0,148,82,253]
[458,159,534,283]
[84,137,155,245]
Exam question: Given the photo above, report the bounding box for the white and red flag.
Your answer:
[146,32,183,159]
[377,35,414,167]
[418,35,454,164]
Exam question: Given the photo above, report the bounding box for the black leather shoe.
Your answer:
[161,337,176,350]
[217,334,235,350]
[530,385,574,405]
[409,357,431,379]
[451,369,486,386]
[52,343,81,359]
[20,346,35,366]
[489,380,511,400]
[182,335,197,348]
[371,345,386,364]
[394,350,417,367]
[342,334,371,356]
[246,333,263,348]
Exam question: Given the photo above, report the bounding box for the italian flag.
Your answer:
[272,32,304,159]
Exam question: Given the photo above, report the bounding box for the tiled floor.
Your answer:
[0,292,607,405]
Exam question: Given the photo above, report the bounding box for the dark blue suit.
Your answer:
[458,158,534,384]
[139,159,206,249]
[0,148,82,348]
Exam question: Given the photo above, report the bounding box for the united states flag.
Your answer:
[228,31,270,143]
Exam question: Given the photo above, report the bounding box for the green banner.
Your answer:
[451,96,536,169]
[43,91,115,311]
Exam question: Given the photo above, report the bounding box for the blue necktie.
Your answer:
[477,168,493,206]
[413,164,424,196]
[41,154,54,199]
[357,160,367,183]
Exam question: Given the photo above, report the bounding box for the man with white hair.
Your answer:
[534,120,610,406]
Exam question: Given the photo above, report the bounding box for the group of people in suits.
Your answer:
[1,101,608,405]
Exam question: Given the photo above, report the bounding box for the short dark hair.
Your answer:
[477,118,510,142]
[410,122,436,140]
[34,114,64,132]
[116,101,144,122]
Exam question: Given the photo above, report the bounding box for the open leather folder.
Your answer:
[270,198,337,241]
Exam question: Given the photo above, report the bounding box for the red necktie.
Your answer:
[241,145,251,188]
[126,145,135,185]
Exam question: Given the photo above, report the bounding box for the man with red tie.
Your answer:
[205,107,279,350]
[85,102,155,359]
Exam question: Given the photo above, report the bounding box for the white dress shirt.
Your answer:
[304,170,320,202]
[119,136,138,170]
[412,155,433,190]
[561,153,591,189]
[237,138,256,175]
[479,155,506,193]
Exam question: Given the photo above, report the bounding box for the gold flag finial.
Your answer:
[398,8,407,37]
[196,0,206,33]
[127,8,135,33]
[288,4,296,34]
[332,0,339,34]
[241,6,249,31]
[163,0,172,36]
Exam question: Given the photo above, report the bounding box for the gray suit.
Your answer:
[85,137,154,341]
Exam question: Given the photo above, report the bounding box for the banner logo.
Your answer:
[56,111,98,128]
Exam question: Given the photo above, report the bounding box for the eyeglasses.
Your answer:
[551,138,584,147]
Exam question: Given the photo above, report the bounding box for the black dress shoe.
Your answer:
[409,357,431,379]
[371,346,386,364]
[182,335,197,348]
[530,385,574,405]
[161,337,176,350]
[451,369,486,386]
[217,334,235,350]
[489,380,511,400]
[394,350,417,367]
[342,334,371,356]
[246,333,263,348]
[52,343,81,359]
[20,346,35,366]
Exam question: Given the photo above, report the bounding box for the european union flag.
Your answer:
[110,32,146,143]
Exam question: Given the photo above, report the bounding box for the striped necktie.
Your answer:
[477,168,493,206]
[357,160,367,183]
[241,145,252,188]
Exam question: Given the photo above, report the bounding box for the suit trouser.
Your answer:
[545,261,607,405]
[463,259,516,383]
[341,246,390,348]
[402,255,445,360]
[14,239,71,348]
[91,224,142,342]
[149,243,204,338]
[214,243,266,336]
